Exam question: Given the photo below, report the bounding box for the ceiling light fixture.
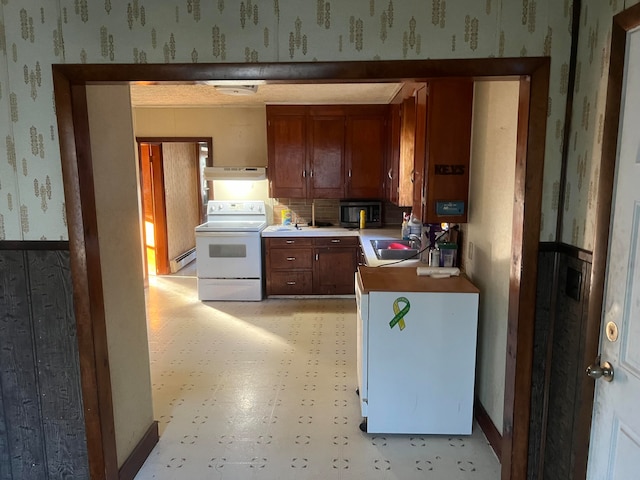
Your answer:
[214,85,259,96]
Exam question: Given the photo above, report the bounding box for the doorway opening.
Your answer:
[136,137,212,278]
[53,58,549,480]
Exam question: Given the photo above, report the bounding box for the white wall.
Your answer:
[86,85,154,467]
[462,80,519,433]
[133,106,268,167]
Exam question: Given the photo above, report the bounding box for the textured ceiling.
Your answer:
[129,82,403,107]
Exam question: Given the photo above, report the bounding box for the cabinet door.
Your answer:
[308,114,345,198]
[398,96,418,207]
[267,106,307,198]
[345,109,386,199]
[313,247,358,294]
[423,79,473,224]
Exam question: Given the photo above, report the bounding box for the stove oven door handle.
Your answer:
[195,231,259,238]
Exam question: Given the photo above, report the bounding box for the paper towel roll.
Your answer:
[416,266,460,277]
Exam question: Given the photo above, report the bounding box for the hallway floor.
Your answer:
[135,273,500,479]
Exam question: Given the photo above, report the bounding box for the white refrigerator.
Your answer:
[356,267,479,434]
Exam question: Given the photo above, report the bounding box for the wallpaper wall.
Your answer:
[161,142,200,262]
[0,0,635,249]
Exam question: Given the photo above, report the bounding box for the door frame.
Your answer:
[52,58,549,480]
[574,4,640,479]
[138,142,168,276]
[136,137,213,276]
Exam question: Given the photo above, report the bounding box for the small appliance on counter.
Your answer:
[340,200,382,228]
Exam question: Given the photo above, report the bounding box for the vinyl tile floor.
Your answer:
[136,273,500,480]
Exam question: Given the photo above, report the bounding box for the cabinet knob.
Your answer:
[286,240,294,244]
[315,253,319,261]
[286,257,296,261]
[286,281,296,285]
[331,239,341,243]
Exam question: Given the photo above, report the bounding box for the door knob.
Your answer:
[586,356,614,382]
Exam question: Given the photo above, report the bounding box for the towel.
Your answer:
[416,266,460,278]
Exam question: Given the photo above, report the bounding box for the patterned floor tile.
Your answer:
[135,272,500,479]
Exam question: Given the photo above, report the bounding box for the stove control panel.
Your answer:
[206,200,265,217]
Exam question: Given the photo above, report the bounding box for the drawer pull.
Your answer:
[286,240,295,244]
[286,281,296,285]
[286,257,296,261]
[331,239,341,243]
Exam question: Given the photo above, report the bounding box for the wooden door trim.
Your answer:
[575,4,640,479]
[52,78,119,479]
[52,58,549,480]
[149,144,169,275]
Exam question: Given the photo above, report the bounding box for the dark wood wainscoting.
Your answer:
[0,243,90,480]
[528,242,593,480]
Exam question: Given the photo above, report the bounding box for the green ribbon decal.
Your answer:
[389,296,410,331]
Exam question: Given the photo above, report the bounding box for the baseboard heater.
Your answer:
[170,248,196,273]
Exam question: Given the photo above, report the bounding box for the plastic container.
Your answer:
[438,242,458,267]
[428,248,440,267]
[281,209,292,225]
[409,215,422,237]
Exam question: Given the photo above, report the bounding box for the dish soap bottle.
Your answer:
[401,212,410,240]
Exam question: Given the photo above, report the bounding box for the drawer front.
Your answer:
[267,237,313,247]
[268,248,313,269]
[268,271,312,295]
[313,236,359,247]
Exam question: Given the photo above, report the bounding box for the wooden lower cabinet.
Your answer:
[265,236,358,296]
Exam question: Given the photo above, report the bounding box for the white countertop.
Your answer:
[261,225,360,237]
[262,225,424,268]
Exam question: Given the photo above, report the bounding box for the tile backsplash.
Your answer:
[272,199,406,227]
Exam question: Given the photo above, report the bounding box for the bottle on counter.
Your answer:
[401,212,410,240]
[409,214,422,237]
[359,209,366,229]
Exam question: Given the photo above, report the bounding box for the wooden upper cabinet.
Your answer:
[345,106,387,199]
[267,106,307,198]
[267,104,388,200]
[398,95,418,208]
[422,79,474,224]
[307,111,346,198]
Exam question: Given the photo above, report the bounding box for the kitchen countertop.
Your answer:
[261,225,424,268]
[357,266,479,294]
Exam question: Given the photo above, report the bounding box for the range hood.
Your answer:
[203,166,267,181]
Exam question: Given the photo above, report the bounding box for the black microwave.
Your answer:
[339,201,382,228]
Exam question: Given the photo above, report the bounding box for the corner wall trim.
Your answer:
[475,400,502,462]
[118,421,159,480]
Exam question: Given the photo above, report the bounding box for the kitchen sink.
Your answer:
[370,239,420,260]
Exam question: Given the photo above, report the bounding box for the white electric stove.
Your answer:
[195,200,267,301]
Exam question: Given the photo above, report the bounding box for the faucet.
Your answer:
[408,233,421,250]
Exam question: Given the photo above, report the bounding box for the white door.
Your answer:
[587,25,640,479]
